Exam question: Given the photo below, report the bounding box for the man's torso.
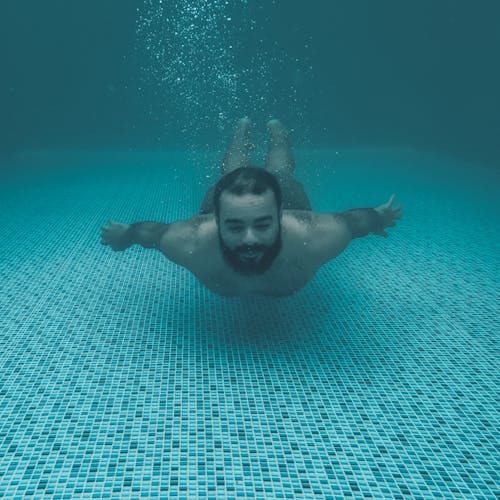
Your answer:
[162,212,325,297]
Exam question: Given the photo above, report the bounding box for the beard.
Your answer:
[218,229,282,276]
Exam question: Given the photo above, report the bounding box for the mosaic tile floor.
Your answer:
[0,149,498,499]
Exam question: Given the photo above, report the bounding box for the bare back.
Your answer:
[159,211,351,297]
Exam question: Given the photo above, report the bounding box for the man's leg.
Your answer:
[199,117,253,214]
[265,119,311,210]
[265,119,295,177]
[220,117,253,175]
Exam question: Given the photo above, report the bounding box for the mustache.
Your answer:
[235,244,267,253]
[218,230,282,276]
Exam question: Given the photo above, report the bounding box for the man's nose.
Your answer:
[242,228,258,245]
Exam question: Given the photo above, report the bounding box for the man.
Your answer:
[101,118,402,297]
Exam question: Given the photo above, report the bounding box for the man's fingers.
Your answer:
[388,194,396,206]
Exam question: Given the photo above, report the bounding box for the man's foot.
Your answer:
[238,116,252,130]
[234,117,254,152]
[267,119,290,146]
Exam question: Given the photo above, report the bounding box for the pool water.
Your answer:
[0,148,498,498]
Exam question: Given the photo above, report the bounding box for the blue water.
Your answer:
[2,0,499,497]
[0,148,498,498]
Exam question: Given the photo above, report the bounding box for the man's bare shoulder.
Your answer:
[283,210,351,263]
[282,210,314,234]
[168,214,216,236]
[159,214,217,264]
[283,210,344,235]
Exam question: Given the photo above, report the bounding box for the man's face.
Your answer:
[217,189,282,275]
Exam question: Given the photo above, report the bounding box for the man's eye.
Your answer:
[255,225,270,231]
[228,226,243,233]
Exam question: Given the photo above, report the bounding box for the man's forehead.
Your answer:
[219,189,276,211]
[220,188,273,201]
[224,215,273,224]
[220,190,276,220]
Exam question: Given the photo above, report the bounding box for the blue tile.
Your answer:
[0,150,498,498]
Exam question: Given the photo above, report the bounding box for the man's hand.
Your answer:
[100,220,132,251]
[374,194,403,237]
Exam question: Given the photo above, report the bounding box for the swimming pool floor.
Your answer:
[0,149,498,498]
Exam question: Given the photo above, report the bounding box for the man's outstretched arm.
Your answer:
[312,195,403,264]
[100,221,170,251]
[336,194,403,239]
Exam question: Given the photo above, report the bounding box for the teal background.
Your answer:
[1,0,499,165]
[0,1,498,498]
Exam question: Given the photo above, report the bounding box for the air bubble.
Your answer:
[135,0,312,146]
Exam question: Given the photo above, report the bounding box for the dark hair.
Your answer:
[213,167,282,218]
